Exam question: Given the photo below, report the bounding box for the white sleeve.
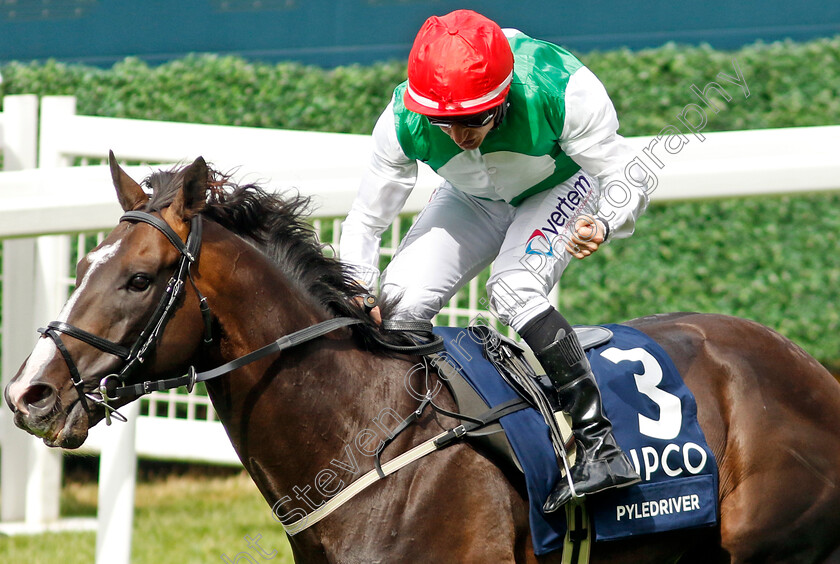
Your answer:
[339,100,418,290]
[560,67,650,240]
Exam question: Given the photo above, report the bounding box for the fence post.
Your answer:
[38,96,76,168]
[0,95,65,526]
[27,234,72,526]
[95,402,140,564]
[0,96,32,523]
[0,239,49,523]
[0,95,38,170]
[1,223,70,530]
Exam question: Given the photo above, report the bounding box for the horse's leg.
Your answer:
[635,314,840,564]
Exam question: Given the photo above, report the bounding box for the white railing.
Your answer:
[1,95,839,560]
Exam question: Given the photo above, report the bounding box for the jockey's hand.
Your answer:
[368,306,383,326]
[352,295,382,325]
[566,216,607,260]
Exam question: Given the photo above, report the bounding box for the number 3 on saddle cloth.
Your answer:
[430,324,719,557]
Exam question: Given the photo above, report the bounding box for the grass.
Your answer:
[0,462,295,563]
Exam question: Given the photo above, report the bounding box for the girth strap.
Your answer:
[562,502,592,564]
[432,397,530,449]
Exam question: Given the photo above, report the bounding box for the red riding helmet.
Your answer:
[404,10,514,117]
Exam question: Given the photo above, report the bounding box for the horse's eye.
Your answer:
[128,274,152,292]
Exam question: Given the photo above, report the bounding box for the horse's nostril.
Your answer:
[21,384,56,410]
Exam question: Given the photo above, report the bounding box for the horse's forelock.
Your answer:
[143,168,188,212]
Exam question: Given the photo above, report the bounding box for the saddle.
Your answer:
[429,325,613,477]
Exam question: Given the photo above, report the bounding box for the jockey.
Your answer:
[339,9,647,512]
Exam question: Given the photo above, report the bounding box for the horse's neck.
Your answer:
[204,238,324,352]
[208,335,426,515]
[200,238,430,507]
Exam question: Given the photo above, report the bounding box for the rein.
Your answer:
[113,316,366,398]
[39,210,443,424]
[113,317,445,399]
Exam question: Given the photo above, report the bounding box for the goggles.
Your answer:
[427,107,497,129]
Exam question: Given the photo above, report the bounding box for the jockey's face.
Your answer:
[439,121,494,151]
[429,106,499,151]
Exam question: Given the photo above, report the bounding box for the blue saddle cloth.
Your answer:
[433,324,719,555]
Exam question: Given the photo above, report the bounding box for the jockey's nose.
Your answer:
[449,124,470,144]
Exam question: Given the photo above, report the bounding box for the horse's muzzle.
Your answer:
[6,379,89,448]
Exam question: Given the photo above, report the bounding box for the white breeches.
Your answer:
[380,171,600,332]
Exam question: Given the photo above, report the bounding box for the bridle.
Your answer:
[38,209,444,426]
[38,210,212,424]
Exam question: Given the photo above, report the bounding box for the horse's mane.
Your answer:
[142,163,409,352]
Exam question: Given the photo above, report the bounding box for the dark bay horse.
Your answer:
[5,156,840,563]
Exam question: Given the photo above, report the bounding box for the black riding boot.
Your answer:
[535,328,640,513]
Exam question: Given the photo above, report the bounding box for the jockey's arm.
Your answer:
[559,67,651,251]
[339,100,418,293]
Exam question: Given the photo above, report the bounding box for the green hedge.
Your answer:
[1,37,839,367]
[0,56,407,134]
[1,36,839,135]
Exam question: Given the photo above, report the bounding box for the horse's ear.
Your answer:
[169,156,208,221]
[109,150,149,211]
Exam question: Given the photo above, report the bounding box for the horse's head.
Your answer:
[4,153,211,448]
